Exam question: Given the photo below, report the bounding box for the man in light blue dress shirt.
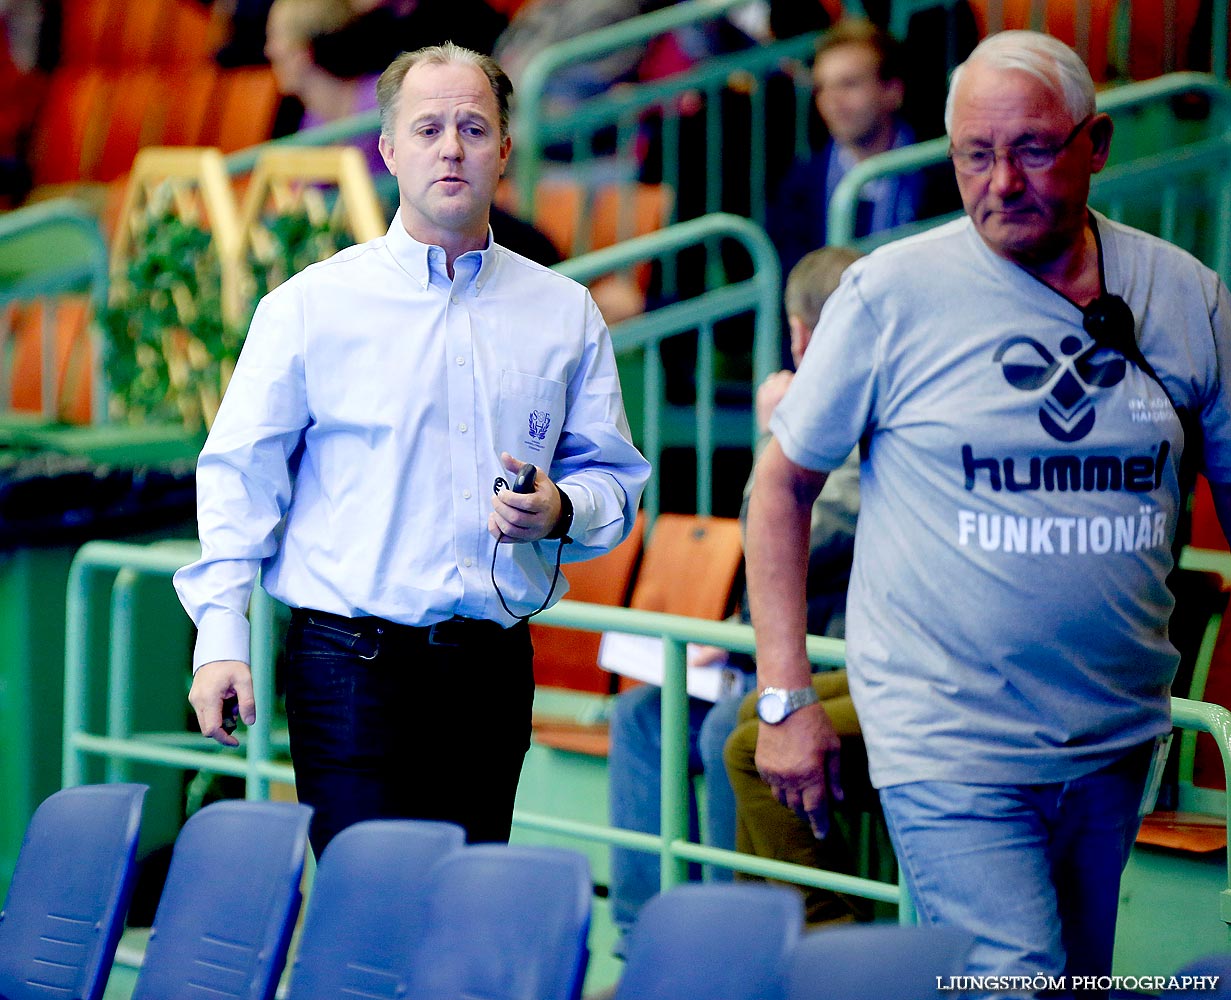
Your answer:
[174,42,649,855]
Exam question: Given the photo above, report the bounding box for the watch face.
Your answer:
[757,690,787,724]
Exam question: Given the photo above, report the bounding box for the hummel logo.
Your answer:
[993,334,1125,443]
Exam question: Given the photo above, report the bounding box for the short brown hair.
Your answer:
[376,42,514,142]
[814,18,905,84]
[785,246,864,330]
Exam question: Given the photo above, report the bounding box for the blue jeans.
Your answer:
[284,610,534,857]
[879,742,1153,993]
[606,684,747,942]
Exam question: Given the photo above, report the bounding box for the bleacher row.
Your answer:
[7,0,279,200]
[2,784,1228,1000]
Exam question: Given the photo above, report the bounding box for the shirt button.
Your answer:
[464,557,473,568]
[456,356,465,366]
[462,489,472,499]
[450,295,459,304]
[458,423,468,433]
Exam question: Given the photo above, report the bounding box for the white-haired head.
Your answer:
[945,30,1096,134]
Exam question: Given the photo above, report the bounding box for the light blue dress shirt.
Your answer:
[174,211,650,671]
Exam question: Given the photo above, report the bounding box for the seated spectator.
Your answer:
[767,19,956,279]
[312,0,509,73]
[722,246,873,928]
[606,246,867,954]
[493,0,655,115]
[265,0,384,173]
[219,0,507,69]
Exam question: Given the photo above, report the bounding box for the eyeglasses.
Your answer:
[948,115,1094,176]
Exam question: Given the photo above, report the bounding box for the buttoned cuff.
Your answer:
[191,607,252,673]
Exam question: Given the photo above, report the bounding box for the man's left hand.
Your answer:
[489,451,563,542]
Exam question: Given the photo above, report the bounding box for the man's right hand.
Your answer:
[189,660,256,748]
[755,701,843,839]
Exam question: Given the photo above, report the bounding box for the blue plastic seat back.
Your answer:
[130,800,312,1000]
[1162,954,1231,998]
[614,883,804,1000]
[405,844,593,1000]
[286,819,465,998]
[786,923,975,1000]
[0,783,147,1000]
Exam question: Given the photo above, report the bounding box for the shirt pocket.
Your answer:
[498,370,567,464]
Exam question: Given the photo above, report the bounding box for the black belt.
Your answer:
[291,607,511,651]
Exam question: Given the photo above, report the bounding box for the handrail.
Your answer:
[1170,697,1231,923]
[828,72,1231,252]
[0,198,109,304]
[224,112,382,176]
[514,20,818,223]
[513,0,757,196]
[62,540,286,800]
[60,538,895,914]
[61,538,1231,929]
[558,213,781,521]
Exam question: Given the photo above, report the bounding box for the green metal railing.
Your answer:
[828,73,1231,287]
[58,538,900,910]
[512,0,817,228]
[62,540,290,799]
[557,213,781,519]
[61,537,1231,925]
[512,599,909,913]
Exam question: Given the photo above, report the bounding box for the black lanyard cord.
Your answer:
[491,533,570,622]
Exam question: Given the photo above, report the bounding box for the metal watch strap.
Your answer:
[781,685,819,713]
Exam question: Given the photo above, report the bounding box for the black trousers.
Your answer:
[283,608,535,858]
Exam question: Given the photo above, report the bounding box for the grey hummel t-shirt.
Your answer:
[772,213,1231,788]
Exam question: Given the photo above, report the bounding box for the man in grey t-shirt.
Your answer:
[745,29,1231,983]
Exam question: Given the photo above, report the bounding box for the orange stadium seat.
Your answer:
[59,0,217,66]
[1124,0,1210,78]
[611,513,746,695]
[530,512,645,694]
[6,297,94,425]
[966,0,1119,80]
[58,0,121,65]
[199,67,282,153]
[1189,476,1229,552]
[93,68,168,182]
[27,68,114,186]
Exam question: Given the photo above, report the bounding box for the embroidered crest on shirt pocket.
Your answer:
[499,370,566,458]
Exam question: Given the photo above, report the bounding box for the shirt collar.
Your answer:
[384,210,498,293]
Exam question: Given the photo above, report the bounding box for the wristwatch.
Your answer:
[756,685,820,725]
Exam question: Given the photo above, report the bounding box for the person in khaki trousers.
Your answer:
[722,245,873,926]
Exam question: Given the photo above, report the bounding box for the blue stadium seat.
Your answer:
[405,844,593,1000]
[1162,953,1231,998]
[614,883,804,1000]
[286,819,465,998]
[129,799,312,1000]
[0,783,147,1000]
[787,923,975,1000]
